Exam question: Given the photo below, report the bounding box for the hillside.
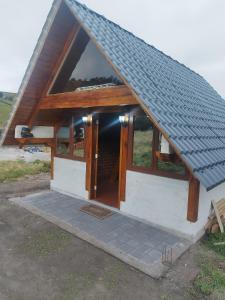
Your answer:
[0,91,16,129]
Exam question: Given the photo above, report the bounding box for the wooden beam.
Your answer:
[39,86,137,110]
[187,176,200,222]
[16,138,54,147]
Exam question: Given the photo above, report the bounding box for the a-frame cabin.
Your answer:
[2,0,225,241]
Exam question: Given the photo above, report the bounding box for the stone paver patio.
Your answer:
[10,191,191,278]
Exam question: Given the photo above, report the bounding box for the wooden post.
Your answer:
[187,176,200,222]
[118,124,129,204]
[50,146,55,180]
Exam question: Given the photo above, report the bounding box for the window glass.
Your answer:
[132,114,153,168]
[73,119,85,158]
[56,122,70,156]
[50,29,122,94]
[157,134,185,175]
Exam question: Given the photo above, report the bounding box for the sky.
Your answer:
[0,0,225,97]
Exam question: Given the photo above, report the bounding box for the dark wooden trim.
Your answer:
[187,176,200,222]
[39,86,137,110]
[152,127,159,171]
[15,138,54,147]
[118,124,129,204]
[27,20,80,128]
[51,146,55,180]
[44,24,81,96]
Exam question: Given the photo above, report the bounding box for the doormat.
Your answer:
[80,204,113,220]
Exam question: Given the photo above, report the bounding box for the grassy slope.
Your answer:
[0,91,16,128]
[0,102,13,128]
[0,160,50,183]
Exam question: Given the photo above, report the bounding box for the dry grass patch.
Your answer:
[0,160,50,183]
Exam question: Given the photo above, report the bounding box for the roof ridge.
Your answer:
[68,0,205,80]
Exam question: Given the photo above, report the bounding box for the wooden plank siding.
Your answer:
[3,2,77,144]
[39,86,137,110]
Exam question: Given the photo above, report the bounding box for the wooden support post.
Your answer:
[118,124,129,204]
[187,176,200,222]
[50,146,55,180]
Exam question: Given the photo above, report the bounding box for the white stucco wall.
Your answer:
[15,125,54,138]
[51,157,88,199]
[121,171,225,241]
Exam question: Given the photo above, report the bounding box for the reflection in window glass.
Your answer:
[157,134,185,175]
[50,29,122,94]
[133,115,153,168]
[73,119,85,158]
[56,123,70,156]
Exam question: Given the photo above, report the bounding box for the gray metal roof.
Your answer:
[66,0,225,191]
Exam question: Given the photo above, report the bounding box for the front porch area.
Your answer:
[10,191,191,278]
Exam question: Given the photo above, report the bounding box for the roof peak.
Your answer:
[67,0,204,80]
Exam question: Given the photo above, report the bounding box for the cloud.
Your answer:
[0,0,224,98]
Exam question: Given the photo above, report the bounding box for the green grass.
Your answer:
[204,231,225,258]
[133,130,185,174]
[191,234,225,298]
[0,102,13,127]
[0,160,50,183]
[194,261,225,296]
[133,130,152,167]
[18,227,72,257]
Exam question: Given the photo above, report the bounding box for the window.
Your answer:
[55,116,86,161]
[129,110,187,179]
[132,114,153,168]
[56,121,71,156]
[50,29,123,94]
[157,134,185,175]
[73,118,85,159]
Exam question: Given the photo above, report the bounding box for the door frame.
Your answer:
[85,112,128,208]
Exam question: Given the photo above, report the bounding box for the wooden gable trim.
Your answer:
[28,23,81,128]
[38,86,137,109]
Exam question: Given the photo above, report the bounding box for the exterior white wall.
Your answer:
[15,125,54,138]
[31,126,54,138]
[51,157,88,199]
[121,171,225,241]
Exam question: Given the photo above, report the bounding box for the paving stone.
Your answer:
[10,191,192,278]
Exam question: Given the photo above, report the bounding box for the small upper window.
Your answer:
[50,29,123,94]
[132,114,153,168]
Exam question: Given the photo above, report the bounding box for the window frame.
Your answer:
[55,116,86,162]
[127,111,189,180]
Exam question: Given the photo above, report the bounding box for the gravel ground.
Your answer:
[0,176,209,300]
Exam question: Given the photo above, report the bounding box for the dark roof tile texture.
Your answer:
[67,0,225,190]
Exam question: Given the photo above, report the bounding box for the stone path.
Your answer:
[10,191,191,278]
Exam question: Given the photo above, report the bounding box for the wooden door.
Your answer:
[86,116,99,199]
[118,124,129,204]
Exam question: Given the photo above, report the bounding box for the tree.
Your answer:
[0,92,3,98]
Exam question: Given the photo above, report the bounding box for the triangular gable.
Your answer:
[50,28,123,94]
[2,0,225,191]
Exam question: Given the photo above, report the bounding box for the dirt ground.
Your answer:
[0,176,220,300]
